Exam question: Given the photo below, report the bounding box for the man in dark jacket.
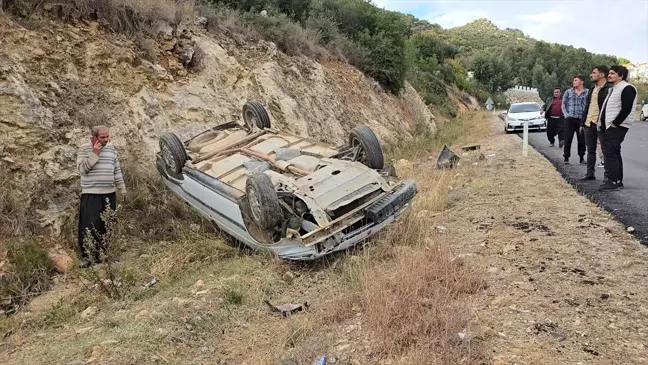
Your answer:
[598,65,637,191]
[580,66,612,180]
[542,87,565,147]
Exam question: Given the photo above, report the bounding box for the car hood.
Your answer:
[294,160,389,211]
[509,111,544,120]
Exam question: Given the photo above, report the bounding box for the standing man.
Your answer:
[543,87,565,147]
[580,66,611,180]
[76,125,127,268]
[598,65,637,191]
[562,76,589,165]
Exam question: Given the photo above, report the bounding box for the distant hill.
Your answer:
[423,18,619,98]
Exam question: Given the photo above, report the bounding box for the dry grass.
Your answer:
[0,168,27,237]
[303,111,493,362]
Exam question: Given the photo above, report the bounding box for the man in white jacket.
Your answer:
[598,65,637,191]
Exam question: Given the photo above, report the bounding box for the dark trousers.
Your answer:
[546,117,564,144]
[78,192,116,261]
[564,117,585,159]
[584,124,599,177]
[602,126,628,184]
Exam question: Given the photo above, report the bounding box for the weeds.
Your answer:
[43,298,75,328]
[223,280,245,305]
[0,239,54,315]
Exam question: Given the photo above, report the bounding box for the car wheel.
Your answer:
[245,173,281,230]
[349,125,384,170]
[641,111,645,121]
[160,132,188,175]
[242,100,271,130]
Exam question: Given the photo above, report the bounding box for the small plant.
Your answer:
[43,298,75,328]
[224,280,245,305]
[1,239,54,315]
[77,200,136,300]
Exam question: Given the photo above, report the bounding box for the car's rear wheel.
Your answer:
[245,173,281,230]
[242,100,271,130]
[641,111,645,121]
[160,132,188,176]
[349,125,384,170]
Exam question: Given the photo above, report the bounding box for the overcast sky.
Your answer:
[372,0,648,63]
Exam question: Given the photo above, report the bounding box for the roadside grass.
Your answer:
[0,111,492,364]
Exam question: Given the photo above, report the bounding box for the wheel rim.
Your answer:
[351,137,367,165]
[161,143,176,171]
[244,109,259,129]
[247,187,262,223]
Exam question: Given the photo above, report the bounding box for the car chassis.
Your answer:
[155,100,418,260]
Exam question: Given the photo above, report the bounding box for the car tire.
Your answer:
[160,132,188,176]
[349,125,384,170]
[242,100,271,130]
[245,173,281,230]
[641,111,645,121]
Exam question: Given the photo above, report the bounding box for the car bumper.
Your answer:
[274,180,418,260]
[506,122,546,132]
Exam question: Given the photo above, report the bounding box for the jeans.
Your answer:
[584,124,599,176]
[602,126,628,184]
[546,117,565,144]
[564,117,585,159]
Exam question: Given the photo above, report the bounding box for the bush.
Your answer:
[243,12,330,60]
[1,239,54,314]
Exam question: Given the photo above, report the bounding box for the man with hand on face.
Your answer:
[76,125,127,268]
[580,66,611,181]
[598,65,637,191]
[562,76,589,165]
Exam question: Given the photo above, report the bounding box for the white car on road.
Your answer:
[640,99,648,121]
[504,102,547,134]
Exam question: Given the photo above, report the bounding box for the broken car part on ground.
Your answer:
[155,100,418,260]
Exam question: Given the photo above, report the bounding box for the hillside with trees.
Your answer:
[436,18,619,98]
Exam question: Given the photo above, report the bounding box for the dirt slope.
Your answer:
[0,14,436,237]
[434,116,648,364]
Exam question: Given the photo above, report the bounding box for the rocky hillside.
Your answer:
[0,13,439,238]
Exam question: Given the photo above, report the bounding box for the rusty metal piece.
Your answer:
[193,131,266,163]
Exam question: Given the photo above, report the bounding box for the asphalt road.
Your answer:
[498,113,648,244]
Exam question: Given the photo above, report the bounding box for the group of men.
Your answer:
[543,65,637,191]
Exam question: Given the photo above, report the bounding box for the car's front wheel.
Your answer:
[245,173,281,230]
[160,132,188,178]
[641,111,646,121]
[349,125,384,170]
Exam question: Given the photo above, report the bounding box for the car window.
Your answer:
[509,104,541,113]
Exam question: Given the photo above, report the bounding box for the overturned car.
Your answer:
[155,100,418,260]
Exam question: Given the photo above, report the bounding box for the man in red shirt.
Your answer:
[542,88,565,147]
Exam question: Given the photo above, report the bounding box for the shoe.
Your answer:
[618,182,624,189]
[580,175,595,181]
[596,162,604,168]
[579,158,586,164]
[559,140,565,148]
[79,258,92,268]
[564,159,570,165]
[549,143,555,147]
[599,182,620,191]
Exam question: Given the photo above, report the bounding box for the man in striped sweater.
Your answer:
[76,126,127,267]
